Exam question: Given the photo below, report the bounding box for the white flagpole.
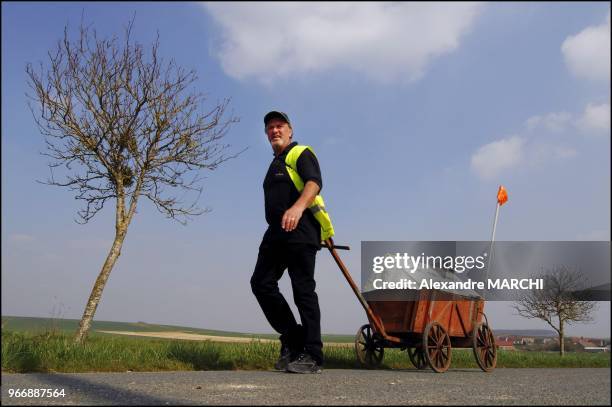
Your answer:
[484,186,505,299]
[490,203,501,244]
[486,202,501,282]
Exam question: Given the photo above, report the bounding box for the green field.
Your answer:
[1,316,354,343]
[2,329,609,373]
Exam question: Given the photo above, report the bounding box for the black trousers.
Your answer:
[250,241,323,365]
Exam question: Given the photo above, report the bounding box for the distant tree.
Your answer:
[513,266,597,356]
[26,20,239,344]
[543,337,583,353]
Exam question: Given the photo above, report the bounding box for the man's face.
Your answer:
[265,118,292,153]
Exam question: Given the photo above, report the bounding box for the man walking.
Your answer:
[250,111,334,374]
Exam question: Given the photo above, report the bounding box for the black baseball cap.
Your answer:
[264,111,291,128]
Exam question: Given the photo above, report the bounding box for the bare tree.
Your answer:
[513,266,597,356]
[26,20,240,344]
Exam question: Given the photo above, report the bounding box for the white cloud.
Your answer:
[577,102,611,134]
[552,145,577,159]
[471,135,579,180]
[203,2,482,83]
[525,112,573,133]
[561,13,610,82]
[525,102,610,136]
[470,136,524,180]
[472,100,609,181]
[528,142,577,166]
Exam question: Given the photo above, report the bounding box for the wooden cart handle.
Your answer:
[321,242,350,250]
[323,238,401,344]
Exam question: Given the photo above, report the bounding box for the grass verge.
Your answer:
[2,330,609,373]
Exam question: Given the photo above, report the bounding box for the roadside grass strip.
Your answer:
[2,330,609,373]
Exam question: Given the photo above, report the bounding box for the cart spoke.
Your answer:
[430,331,439,347]
[439,333,446,347]
[430,348,438,363]
[434,325,441,344]
[440,350,448,366]
[478,333,486,347]
[434,334,441,348]
[485,350,493,365]
[488,332,495,347]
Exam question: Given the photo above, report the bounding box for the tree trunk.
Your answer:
[74,228,128,344]
[559,321,565,357]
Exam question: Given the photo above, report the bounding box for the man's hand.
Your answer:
[281,180,320,232]
[282,204,305,232]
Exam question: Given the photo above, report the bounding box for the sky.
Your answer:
[2,2,610,338]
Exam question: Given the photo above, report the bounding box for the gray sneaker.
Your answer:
[285,353,322,374]
[274,345,292,371]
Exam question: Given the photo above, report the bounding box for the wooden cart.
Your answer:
[323,239,497,373]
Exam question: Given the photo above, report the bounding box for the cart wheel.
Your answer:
[423,321,452,373]
[407,346,428,370]
[355,324,384,368]
[473,322,497,372]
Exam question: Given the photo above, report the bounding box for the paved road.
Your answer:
[2,368,610,405]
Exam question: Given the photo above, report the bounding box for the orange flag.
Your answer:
[497,185,508,206]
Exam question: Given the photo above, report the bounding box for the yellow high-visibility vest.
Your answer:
[285,145,335,241]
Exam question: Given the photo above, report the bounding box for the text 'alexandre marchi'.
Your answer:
[372,278,545,290]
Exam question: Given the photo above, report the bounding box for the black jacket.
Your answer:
[261,142,322,247]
